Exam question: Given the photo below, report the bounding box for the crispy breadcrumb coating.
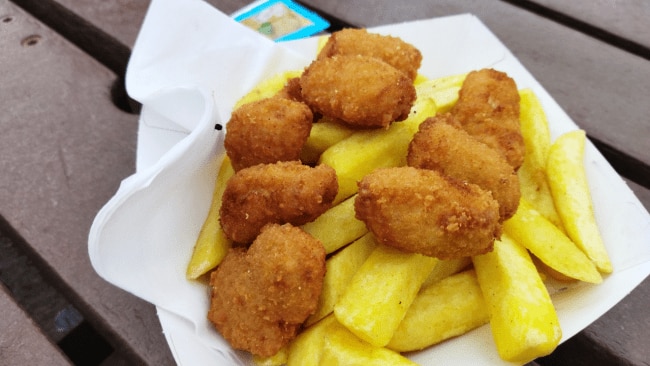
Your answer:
[355,167,501,259]
[224,97,313,171]
[275,77,304,102]
[450,68,525,169]
[208,223,326,357]
[220,161,338,244]
[318,28,422,81]
[408,115,521,220]
[300,55,416,129]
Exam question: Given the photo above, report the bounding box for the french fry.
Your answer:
[503,198,602,283]
[186,156,234,279]
[320,319,418,366]
[334,244,437,347]
[318,72,467,204]
[306,233,377,326]
[300,117,357,164]
[253,346,288,366]
[517,89,563,229]
[420,256,472,289]
[472,234,562,363]
[387,270,489,352]
[547,130,612,273]
[300,195,368,254]
[287,315,338,366]
[412,73,466,113]
[413,73,429,85]
[319,98,435,203]
[234,69,303,108]
[300,74,452,165]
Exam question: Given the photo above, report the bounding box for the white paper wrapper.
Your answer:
[88,0,650,364]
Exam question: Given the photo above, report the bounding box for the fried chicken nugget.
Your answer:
[300,55,416,129]
[408,115,521,220]
[275,77,304,102]
[355,166,501,259]
[450,68,525,169]
[220,161,338,244]
[318,28,422,81]
[208,223,326,357]
[224,97,313,171]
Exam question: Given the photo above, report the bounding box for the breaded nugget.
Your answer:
[300,55,416,129]
[355,167,501,259]
[450,68,525,169]
[275,77,304,102]
[408,115,520,220]
[224,97,313,171]
[220,161,338,244]
[318,28,422,81]
[208,223,326,357]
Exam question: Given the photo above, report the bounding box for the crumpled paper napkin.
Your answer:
[88,0,650,364]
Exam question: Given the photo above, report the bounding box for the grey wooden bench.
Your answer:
[1,0,648,364]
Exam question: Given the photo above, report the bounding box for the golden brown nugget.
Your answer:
[408,115,521,220]
[450,68,525,169]
[318,28,422,81]
[355,167,501,259]
[220,161,338,244]
[275,77,304,102]
[300,55,416,129]
[208,223,326,357]
[224,97,313,171]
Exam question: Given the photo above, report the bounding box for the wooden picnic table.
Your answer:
[0,0,648,365]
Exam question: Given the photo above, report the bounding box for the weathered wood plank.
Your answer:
[5,1,647,365]
[19,0,252,49]
[0,284,71,366]
[0,1,173,364]
[527,0,650,51]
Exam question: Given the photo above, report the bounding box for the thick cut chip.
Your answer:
[387,270,488,352]
[253,346,288,366]
[300,116,356,164]
[320,122,416,203]
[333,244,437,347]
[301,195,367,254]
[420,257,472,293]
[287,315,338,366]
[317,73,455,203]
[413,73,466,113]
[503,199,602,283]
[234,70,303,108]
[473,234,562,363]
[547,130,612,273]
[305,233,377,326]
[320,319,418,366]
[186,156,234,279]
[517,89,563,229]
